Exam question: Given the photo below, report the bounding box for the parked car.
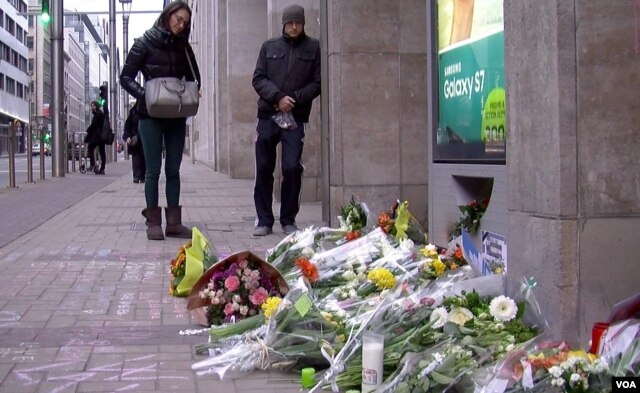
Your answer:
[32,142,50,156]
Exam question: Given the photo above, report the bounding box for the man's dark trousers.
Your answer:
[254,118,305,228]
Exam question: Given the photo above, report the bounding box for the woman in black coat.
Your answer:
[119,1,201,240]
[84,101,106,175]
[122,106,146,183]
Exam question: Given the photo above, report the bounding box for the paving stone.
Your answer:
[0,162,323,392]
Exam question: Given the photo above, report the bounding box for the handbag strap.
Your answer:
[184,47,198,84]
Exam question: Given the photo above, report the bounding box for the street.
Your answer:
[0,154,54,188]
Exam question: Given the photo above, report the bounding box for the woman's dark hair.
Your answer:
[90,101,99,107]
[156,1,192,37]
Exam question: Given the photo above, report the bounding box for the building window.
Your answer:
[0,73,4,90]
[6,77,16,95]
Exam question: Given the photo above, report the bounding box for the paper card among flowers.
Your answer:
[186,251,289,327]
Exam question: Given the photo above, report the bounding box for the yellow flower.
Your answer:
[336,334,346,344]
[433,257,446,277]
[261,296,282,318]
[568,350,596,361]
[528,352,545,360]
[367,267,396,290]
[419,244,439,259]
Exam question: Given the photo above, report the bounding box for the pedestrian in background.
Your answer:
[122,105,146,184]
[84,101,106,175]
[251,4,321,237]
[119,1,201,240]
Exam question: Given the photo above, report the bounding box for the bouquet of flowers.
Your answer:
[451,198,490,239]
[377,341,483,393]
[169,227,217,297]
[338,196,373,241]
[192,278,354,379]
[491,345,610,392]
[186,251,289,327]
[320,274,542,392]
[598,318,640,376]
[377,200,428,245]
[415,243,467,284]
[266,226,346,278]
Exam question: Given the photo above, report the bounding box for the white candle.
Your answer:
[361,334,384,393]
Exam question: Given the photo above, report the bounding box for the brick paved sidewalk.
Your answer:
[0,159,324,393]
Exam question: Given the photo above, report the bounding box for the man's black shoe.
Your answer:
[282,224,298,235]
[252,226,272,237]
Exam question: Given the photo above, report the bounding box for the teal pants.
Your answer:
[139,117,186,208]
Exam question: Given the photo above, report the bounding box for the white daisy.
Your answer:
[489,295,518,322]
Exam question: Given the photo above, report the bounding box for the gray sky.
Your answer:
[62,0,163,55]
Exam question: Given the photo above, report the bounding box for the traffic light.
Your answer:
[41,0,50,24]
[98,84,108,115]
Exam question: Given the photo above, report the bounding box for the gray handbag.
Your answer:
[145,48,199,118]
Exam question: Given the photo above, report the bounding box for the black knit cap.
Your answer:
[282,4,305,25]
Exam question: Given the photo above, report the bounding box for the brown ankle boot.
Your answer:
[164,206,192,238]
[141,207,164,240]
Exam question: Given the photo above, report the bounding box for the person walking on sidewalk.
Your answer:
[119,1,201,240]
[251,4,321,236]
[84,101,106,175]
[122,105,146,184]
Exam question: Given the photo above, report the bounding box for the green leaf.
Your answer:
[430,371,456,385]
[172,276,183,287]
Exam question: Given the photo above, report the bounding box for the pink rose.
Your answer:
[224,302,235,316]
[224,275,240,292]
[249,287,269,306]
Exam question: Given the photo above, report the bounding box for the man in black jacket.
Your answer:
[122,105,146,183]
[251,4,321,236]
[84,101,106,175]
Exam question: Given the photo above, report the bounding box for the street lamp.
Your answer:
[120,0,133,160]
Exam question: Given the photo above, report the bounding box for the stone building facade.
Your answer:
[187,0,639,344]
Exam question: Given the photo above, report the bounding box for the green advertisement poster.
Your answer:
[438,31,505,144]
[435,0,505,162]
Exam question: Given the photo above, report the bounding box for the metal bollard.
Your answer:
[39,126,45,181]
[8,122,16,188]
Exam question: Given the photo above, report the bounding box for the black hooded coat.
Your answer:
[119,3,201,118]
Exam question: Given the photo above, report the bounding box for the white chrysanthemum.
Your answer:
[570,373,581,382]
[338,216,348,230]
[348,289,358,299]
[426,244,437,252]
[381,242,395,256]
[549,366,563,378]
[489,295,518,322]
[399,238,415,252]
[342,270,356,281]
[301,247,315,258]
[430,307,449,328]
[551,377,565,387]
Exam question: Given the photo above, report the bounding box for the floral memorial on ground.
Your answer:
[173,198,639,392]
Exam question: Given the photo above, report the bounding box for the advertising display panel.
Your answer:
[435,0,506,163]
